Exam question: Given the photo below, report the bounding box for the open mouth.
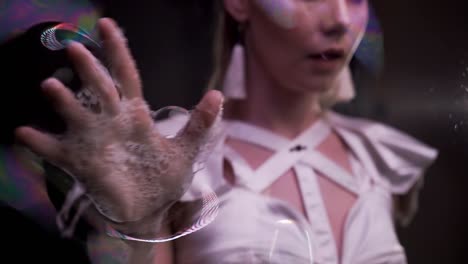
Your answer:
[308,50,345,61]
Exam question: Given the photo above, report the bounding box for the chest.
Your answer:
[224,134,358,256]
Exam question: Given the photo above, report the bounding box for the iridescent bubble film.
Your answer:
[355,6,384,74]
[105,187,219,243]
[151,106,191,138]
[0,0,100,43]
[41,22,100,51]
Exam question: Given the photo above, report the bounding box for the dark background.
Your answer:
[3,0,468,263]
[97,1,468,263]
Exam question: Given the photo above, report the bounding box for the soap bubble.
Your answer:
[266,219,314,263]
[152,104,223,173]
[40,22,100,51]
[96,106,222,243]
[152,106,190,138]
[105,185,220,243]
[0,0,100,43]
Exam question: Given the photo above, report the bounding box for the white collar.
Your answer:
[223,117,359,194]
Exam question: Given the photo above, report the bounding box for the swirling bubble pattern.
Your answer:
[105,188,219,243]
[41,22,100,50]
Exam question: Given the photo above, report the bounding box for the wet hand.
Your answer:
[15,18,224,223]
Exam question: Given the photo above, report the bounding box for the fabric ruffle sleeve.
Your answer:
[327,111,438,195]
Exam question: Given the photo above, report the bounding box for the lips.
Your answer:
[308,49,345,61]
[306,49,346,72]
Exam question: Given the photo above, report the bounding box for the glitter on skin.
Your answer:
[254,0,298,29]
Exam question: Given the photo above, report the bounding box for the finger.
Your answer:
[15,126,64,165]
[98,18,142,99]
[41,78,90,127]
[177,90,224,149]
[67,42,120,114]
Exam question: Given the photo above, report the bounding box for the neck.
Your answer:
[225,49,324,139]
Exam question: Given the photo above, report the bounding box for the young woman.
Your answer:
[15,0,438,263]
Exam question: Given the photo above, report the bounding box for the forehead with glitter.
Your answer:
[0,0,100,44]
[253,0,297,29]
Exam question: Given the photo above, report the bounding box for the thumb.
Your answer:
[176,90,224,152]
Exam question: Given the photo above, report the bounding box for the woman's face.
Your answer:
[244,0,369,94]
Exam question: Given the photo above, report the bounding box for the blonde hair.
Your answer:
[206,3,355,107]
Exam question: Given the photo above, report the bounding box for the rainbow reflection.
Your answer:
[0,0,100,43]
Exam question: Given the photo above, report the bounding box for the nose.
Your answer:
[320,0,351,39]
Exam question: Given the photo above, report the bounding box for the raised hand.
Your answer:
[15,18,224,225]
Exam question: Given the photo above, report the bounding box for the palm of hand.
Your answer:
[15,18,223,224]
[62,98,199,222]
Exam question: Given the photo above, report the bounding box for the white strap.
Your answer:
[224,119,363,196]
[249,121,331,192]
[302,151,359,194]
[334,128,386,189]
[295,165,339,264]
[226,120,288,149]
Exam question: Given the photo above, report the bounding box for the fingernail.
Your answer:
[198,90,224,117]
[41,78,55,89]
[101,17,117,27]
[65,41,83,51]
[212,90,225,111]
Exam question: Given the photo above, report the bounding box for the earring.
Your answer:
[222,43,247,100]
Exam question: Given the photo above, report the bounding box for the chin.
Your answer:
[293,75,336,94]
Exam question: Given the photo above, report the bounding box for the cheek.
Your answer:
[253,0,298,29]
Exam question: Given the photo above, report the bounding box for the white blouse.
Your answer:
[169,111,438,264]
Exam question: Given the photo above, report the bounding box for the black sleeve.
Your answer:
[1,203,91,263]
